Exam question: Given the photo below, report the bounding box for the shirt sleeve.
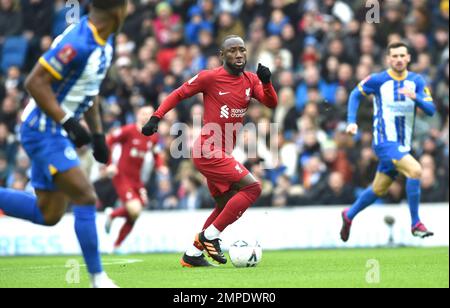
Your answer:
[251,74,278,108]
[414,75,436,116]
[39,29,88,81]
[106,127,128,148]
[153,71,208,119]
[415,75,434,102]
[357,74,378,96]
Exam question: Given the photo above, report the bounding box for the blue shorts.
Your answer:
[373,142,410,179]
[20,126,80,191]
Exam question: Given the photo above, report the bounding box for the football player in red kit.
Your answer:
[105,106,161,250]
[142,35,278,267]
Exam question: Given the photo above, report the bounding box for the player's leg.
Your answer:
[0,188,69,226]
[182,190,237,267]
[105,176,130,234]
[394,155,434,238]
[199,173,262,264]
[182,183,234,267]
[0,187,45,225]
[113,198,143,249]
[0,160,70,226]
[54,167,116,287]
[341,172,393,242]
[205,173,261,237]
[347,172,393,220]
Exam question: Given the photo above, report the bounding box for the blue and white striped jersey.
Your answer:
[357,69,434,151]
[21,15,114,135]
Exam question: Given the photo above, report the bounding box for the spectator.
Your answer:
[178,176,212,210]
[317,172,355,205]
[258,35,293,72]
[0,121,17,165]
[321,140,353,183]
[153,2,181,46]
[0,95,19,132]
[0,0,23,43]
[421,167,446,203]
[0,151,11,187]
[216,11,245,46]
[267,9,290,36]
[0,0,448,209]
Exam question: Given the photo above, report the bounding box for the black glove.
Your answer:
[141,116,160,136]
[257,63,272,84]
[92,134,109,164]
[62,117,92,148]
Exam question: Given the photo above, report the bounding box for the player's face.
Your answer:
[388,47,411,73]
[137,107,154,128]
[221,38,247,74]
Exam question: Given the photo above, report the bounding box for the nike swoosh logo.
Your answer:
[219,92,230,96]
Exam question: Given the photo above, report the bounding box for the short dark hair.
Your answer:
[387,42,410,54]
[92,0,126,10]
[221,35,244,50]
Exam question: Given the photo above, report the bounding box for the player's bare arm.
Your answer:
[24,64,67,124]
[84,97,109,163]
[84,97,104,135]
[25,64,92,148]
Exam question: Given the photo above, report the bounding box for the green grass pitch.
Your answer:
[0,247,448,288]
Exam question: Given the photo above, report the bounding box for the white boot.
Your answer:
[90,272,119,288]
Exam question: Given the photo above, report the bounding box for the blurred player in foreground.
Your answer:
[0,0,128,287]
[142,35,278,267]
[104,106,162,251]
[341,42,436,242]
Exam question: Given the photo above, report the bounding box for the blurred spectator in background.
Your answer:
[0,0,23,44]
[317,171,355,205]
[0,0,448,208]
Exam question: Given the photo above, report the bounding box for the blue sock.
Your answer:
[0,187,46,225]
[406,178,421,227]
[347,187,378,220]
[73,206,103,275]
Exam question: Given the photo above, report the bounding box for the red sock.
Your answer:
[212,182,261,232]
[111,207,128,219]
[193,206,224,250]
[114,219,135,248]
[202,206,224,230]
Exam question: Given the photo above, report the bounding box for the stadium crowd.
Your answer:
[0,0,449,211]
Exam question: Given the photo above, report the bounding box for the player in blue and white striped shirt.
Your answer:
[0,0,128,288]
[341,42,436,242]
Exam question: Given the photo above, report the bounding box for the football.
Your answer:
[229,240,263,268]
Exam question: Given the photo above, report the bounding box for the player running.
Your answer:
[142,35,278,267]
[104,106,161,250]
[0,0,128,287]
[341,42,436,242]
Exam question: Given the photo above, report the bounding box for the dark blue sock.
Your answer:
[347,187,378,220]
[73,206,103,275]
[0,187,45,225]
[406,178,421,227]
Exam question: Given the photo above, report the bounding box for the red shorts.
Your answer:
[193,153,249,197]
[112,174,144,204]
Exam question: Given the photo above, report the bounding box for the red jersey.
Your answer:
[153,66,278,155]
[107,124,159,183]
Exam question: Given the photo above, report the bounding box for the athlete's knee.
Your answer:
[409,167,422,179]
[254,181,262,196]
[39,209,64,226]
[43,216,63,227]
[73,190,97,205]
[126,200,142,221]
[36,197,67,226]
[372,185,389,197]
[244,181,262,198]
